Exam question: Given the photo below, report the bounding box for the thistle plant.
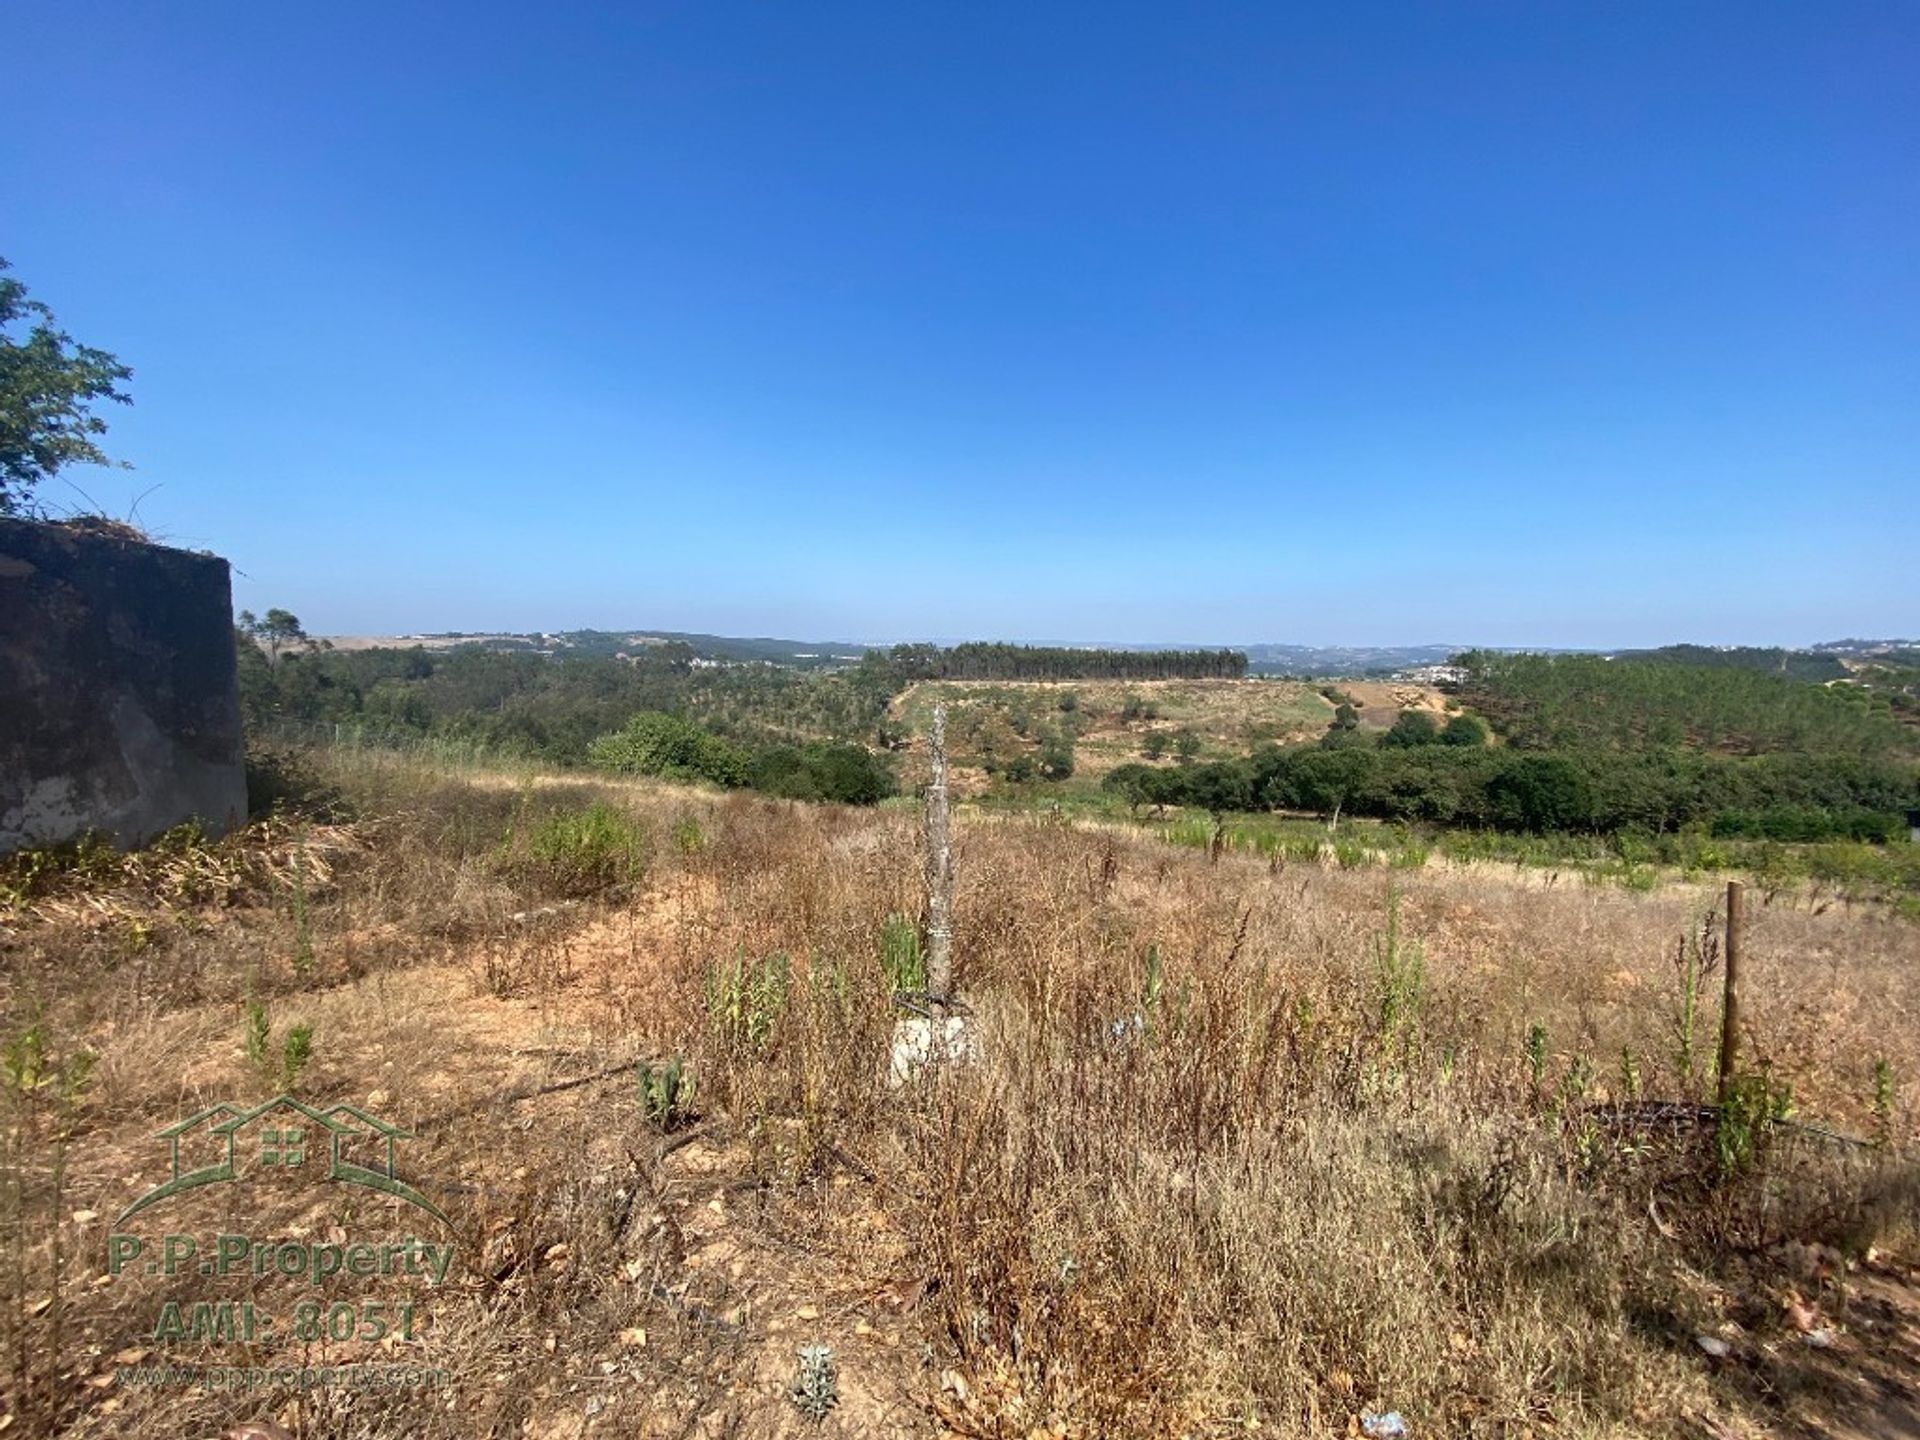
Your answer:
[1872,1057,1897,1151]
[637,1056,695,1131]
[789,1342,838,1422]
[1619,1045,1643,1101]
[244,997,271,1072]
[1525,1023,1549,1102]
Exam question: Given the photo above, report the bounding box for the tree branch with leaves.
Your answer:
[0,258,133,517]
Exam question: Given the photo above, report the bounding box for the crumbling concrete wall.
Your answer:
[1,518,247,853]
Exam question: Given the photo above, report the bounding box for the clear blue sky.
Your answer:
[8,3,1915,647]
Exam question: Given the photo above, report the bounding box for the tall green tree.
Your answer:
[1382,710,1440,747]
[0,259,133,515]
[238,608,315,666]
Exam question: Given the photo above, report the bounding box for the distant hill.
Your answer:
[327,633,1485,677]
[1812,638,1920,664]
[556,630,871,666]
[326,629,872,668]
[321,629,1920,686]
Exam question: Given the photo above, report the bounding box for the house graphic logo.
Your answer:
[116,1095,449,1225]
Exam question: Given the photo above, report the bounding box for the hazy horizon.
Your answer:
[308,620,1911,657]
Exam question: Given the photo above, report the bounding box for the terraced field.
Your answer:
[887,676,1452,794]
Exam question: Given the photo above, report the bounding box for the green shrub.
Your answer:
[245,744,348,820]
[280,1025,314,1091]
[519,803,647,897]
[1284,836,1325,864]
[1037,731,1076,781]
[1381,710,1440,748]
[1716,1069,1794,1176]
[588,712,749,787]
[0,833,121,912]
[750,742,895,805]
[1389,841,1431,870]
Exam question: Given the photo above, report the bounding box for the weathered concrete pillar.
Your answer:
[1,518,247,852]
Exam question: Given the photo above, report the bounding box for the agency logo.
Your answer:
[116,1094,448,1225]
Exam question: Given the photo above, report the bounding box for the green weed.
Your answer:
[1716,1068,1794,1176]
[517,802,648,898]
[880,912,926,993]
[1525,1023,1549,1101]
[244,1000,316,1092]
[638,1056,696,1130]
[706,952,791,1052]
[1872,1057,1897,1151]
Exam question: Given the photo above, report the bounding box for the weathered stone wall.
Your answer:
[1,518,247,853]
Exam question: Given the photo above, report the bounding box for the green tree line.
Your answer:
[236,626,902,803]
[1455,651,1912,758]
[239,638,902,761]
[1615,644,1850,683]
[1106,743,1917,841]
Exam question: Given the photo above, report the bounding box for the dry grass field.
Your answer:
[2,747,1918,1438]
[886,677,1459,793]
[889,679,1353,784]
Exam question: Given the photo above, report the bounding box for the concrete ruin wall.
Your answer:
[1,518,247,853]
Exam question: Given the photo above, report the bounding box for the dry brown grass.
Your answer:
[889,678,1345,782]
[1,747,1917,1438]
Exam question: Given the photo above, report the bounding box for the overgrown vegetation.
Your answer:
[513,801,649,898]
[1618,644,1852,683]
[586,710,896,805]
[1,743,1913,1437]
[1455,650,1913,758]
[1106,742,1917,844]
[1089,649,1919,853]
[234,634,1244,768]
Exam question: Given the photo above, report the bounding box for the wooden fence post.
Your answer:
[1717,880,1743,1103]
[925,704,954,1004]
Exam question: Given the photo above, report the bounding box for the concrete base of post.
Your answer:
[887,1015,979,1088]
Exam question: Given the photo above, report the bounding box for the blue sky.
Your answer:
[7,3,1915,646]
